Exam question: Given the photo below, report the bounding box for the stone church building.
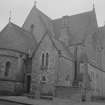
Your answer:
[0,3,105,98]
[0,22,36,95]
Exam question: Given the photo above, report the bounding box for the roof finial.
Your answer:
[34,1,37,7]
[9,10,12,22]
[93,0,95,10]
[104,21,105,26]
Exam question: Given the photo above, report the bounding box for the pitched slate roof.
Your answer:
[30,8,75,61]
[52,8,98,46]
[88,26,105,67]
[23,6,98,64]
[0,22,36,54]
[22,5,52,42]
[22,5,72,60]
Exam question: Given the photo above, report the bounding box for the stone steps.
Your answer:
[55,86,81,99]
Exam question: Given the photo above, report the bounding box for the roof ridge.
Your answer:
[53,8,95,22]
[0,22,11,34]
[22,5,52,27]
[45,30,75,61]
[9,22,36,43]
[31,31,48,58]
[35,7,52,21]
[0,22,36,54]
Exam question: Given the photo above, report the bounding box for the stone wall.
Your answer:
[0,49,26,95]
[88,64,105,96]
[31,35,58,97]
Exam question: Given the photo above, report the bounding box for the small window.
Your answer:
[30,24,34,33]
[41,75,48,83]
[65,75,70,81]
[46,52,49,67]
[42,76,46,81]
[41,52,49,70]
[5,61,11,76]
[41,53,45,67]
[26,75,31,93]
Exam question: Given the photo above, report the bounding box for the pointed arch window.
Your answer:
[41,52,49,70]
[41,53,45,68]
[30,24,34,33]
[42,75,46,81]
[5,61,11,76]
[46,52,49,67]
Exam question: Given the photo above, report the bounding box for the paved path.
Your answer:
[0,96,105,105]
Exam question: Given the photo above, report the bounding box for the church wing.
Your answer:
[52,8,98,46]
[22,5,52,42]
[0,22,36,55]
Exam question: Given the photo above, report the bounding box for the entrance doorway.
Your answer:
[26,75,31,93]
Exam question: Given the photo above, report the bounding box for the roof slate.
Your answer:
[22,5,52,42]
[0,22,36,54]
[52,9,98,46]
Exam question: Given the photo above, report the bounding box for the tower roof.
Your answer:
[0,22,36,54]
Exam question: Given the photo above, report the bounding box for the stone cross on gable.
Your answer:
[9,10,12,22]
[92,0,96,11]
[34,1,37,7]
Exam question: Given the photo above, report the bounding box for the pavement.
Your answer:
[0,96,105,105]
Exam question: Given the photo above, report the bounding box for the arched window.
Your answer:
[41,52,49,70]
[5,61,11,76]
[26,74,31,93]
[42,76,46,81]
[30,24,34,33]
[46,52,49,67]
[41,53,45,67]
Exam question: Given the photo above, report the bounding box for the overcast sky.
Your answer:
[0,0,105,30]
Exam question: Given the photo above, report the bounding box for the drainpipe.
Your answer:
[81,53,88,102]
[72,46,79,86]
